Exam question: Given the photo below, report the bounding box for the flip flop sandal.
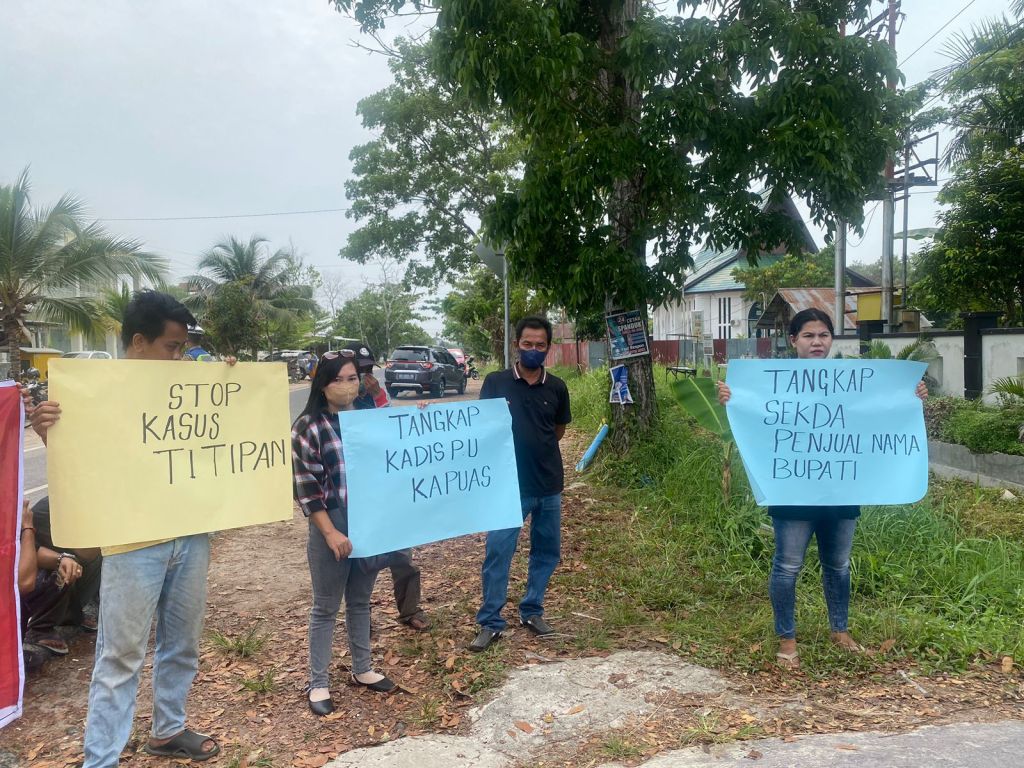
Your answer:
[143,729,220,761]
[776,651,800,668]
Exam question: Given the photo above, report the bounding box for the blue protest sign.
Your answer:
[339,400,523,557]
[725,360,928,506]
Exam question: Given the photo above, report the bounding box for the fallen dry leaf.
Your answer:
[1001,656,1014,673]
[565,705,586,715]
[746,749,763,760]
[835,743,859,751]
[879,638,896,654]
[514,720,535,733]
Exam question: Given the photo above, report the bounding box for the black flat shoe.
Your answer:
[351,673,397,693]
[468,627,503,652]
[308,695,335,716]
[521,615,555,636]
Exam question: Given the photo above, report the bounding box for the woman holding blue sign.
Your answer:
[292,350,396,717]
[717,308,926,669]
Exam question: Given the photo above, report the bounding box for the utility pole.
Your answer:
[880,0,899,333]
[834,221,847,334]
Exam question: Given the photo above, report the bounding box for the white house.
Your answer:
[652,195,872,342]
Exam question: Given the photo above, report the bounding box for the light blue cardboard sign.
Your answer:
[339,400,523,557]
[725,360,929,506]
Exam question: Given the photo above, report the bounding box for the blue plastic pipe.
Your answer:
[575,422,609,472]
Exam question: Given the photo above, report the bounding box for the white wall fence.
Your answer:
[832,329,1023,401]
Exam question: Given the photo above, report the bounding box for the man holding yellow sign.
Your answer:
[32,291,291,766]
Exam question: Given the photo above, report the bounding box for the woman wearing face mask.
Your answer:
[292,350,396,717]
[717,308,927,669]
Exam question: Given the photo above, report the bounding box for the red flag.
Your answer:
[0,383,24,728]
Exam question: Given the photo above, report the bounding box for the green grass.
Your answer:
[563,366,1024,673]
[239,668,279,694]
[209,620,268,659]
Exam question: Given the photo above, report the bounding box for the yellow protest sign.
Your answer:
[47,359,293,548]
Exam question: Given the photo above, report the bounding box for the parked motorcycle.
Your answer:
[465,356,479,380]
[21,367,48,407]
[287,360,305,383]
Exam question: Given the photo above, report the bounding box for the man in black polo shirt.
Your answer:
[470,316,571,652]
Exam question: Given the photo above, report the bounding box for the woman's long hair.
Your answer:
[297,355,359,423]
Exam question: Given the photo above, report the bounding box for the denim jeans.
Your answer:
[477,493,561,632]
[83,534,210,768]
[307,524,379,689]
[769,517,857,639]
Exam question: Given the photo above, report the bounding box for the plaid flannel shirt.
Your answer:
[291,412,347,524]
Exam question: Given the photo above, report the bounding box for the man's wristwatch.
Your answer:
[57,552,79,567]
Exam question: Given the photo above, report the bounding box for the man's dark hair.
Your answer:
[515,315,553,344]
[121,290,197,350]
[788,308,835,338]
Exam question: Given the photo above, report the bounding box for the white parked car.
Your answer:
[61,351,112,359]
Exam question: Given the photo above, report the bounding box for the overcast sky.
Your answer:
[0,0,1012,337]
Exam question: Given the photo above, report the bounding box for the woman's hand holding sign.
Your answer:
[716,381,731,406]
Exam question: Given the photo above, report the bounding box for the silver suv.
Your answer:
[385,345,467,398]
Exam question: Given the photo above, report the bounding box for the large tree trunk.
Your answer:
[600,0,658,451]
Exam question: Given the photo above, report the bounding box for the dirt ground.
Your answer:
[3,435,1023,767]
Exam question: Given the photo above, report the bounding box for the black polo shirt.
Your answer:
[480,365,571,497]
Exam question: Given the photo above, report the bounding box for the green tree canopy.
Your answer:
[203,279,265,358]
[0,168,167,372]
[186,235,318,355]
[335,0,915,442]
[933,3,1024,166]
[912,147,1024,326]
[333,284,432,358]
[732,247,836,304]
[342,37,521,286]
[437,266,547,362]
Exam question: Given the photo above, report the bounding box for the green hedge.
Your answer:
[925,396,1024,456]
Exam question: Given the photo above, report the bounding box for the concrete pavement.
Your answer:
[328,651,1024,768]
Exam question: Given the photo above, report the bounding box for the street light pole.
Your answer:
[502,250,509,370]
[474,239,511,369]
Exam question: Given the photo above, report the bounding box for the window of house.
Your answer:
[717,297,732,339]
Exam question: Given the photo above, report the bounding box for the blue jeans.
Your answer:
[769,517,856,639]
[83,535,210,768]
[477,493,561,632]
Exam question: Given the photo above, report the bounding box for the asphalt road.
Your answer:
[21,378,483,508]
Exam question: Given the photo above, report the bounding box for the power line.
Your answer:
[99,206,351,223]
[900,0,980,65]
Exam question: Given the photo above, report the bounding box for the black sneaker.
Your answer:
[520,615,555,636]
[468,627,503,653]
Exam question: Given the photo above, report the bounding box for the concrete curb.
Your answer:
[928,440,1024,492]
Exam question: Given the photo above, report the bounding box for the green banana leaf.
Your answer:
[670,376,732,441]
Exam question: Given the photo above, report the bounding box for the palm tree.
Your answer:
[0,168,167,376]
[185,236,317,354]
[935,3,1024,166]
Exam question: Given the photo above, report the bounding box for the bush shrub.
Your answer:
[943,405,1024,455]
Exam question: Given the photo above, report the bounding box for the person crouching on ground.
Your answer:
[717,307,927,669]
[292,349,396,717]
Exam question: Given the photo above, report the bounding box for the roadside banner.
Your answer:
[606,310,650,360]
[47,360,293,548]
[0,383,24,728]
[725,360,929,506]
[340,400,522,557]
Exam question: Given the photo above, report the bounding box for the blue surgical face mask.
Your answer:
[519,348,548,370]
